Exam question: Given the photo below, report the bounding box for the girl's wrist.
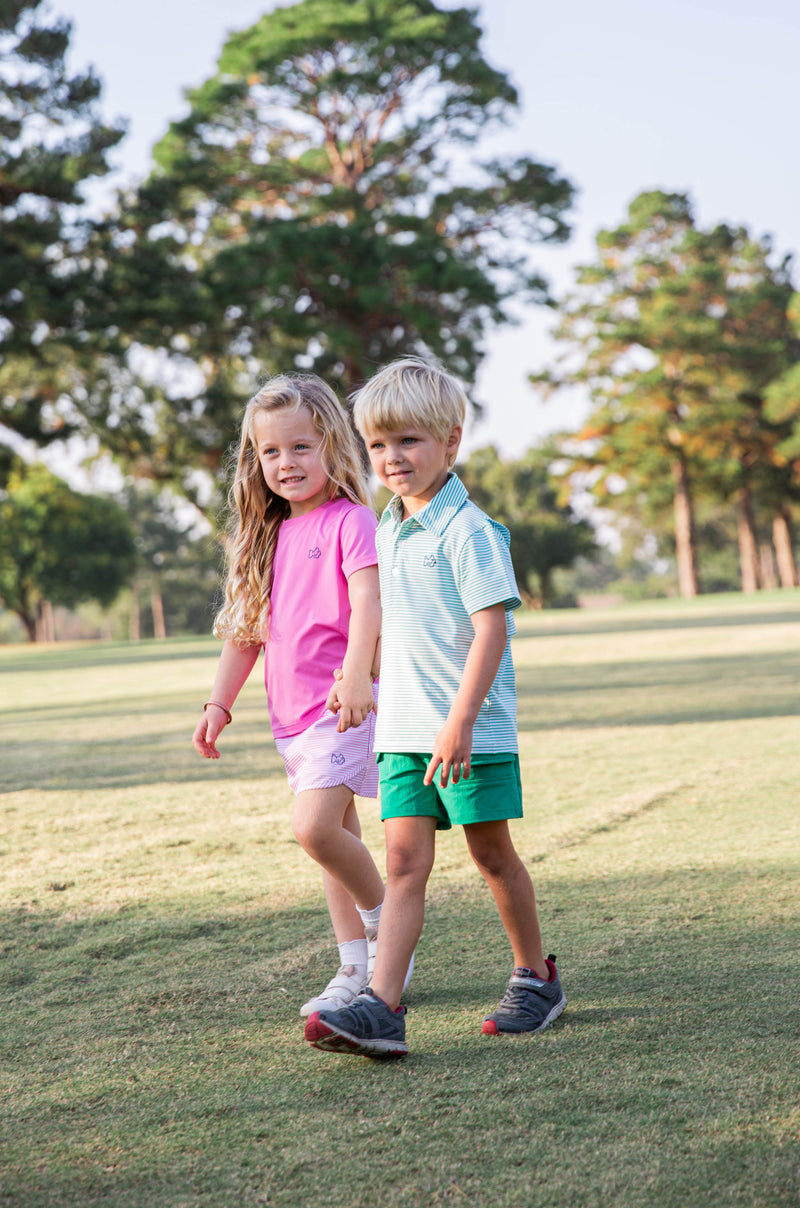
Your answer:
[204,700,233,725]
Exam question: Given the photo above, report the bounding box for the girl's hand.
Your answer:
[326,668,376,732]
[192,708,227,759]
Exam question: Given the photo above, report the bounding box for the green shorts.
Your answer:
[377,752,523,831]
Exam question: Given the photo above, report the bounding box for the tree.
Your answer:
[534,191,797,597]
[0,461,136,640]
[84,0,574,509]
[120,483,221,639]
[0,0,125,482]
[457,444,596,606]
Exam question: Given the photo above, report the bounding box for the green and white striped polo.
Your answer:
[374,473,522,754]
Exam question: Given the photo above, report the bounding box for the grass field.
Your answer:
[1,592,799,1207]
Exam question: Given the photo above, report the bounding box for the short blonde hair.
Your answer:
[352,358,467,443]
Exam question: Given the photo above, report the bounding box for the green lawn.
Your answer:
[1,592,799,1207]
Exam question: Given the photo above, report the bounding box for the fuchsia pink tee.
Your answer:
[264,497,378,738]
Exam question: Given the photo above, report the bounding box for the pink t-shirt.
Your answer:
[264,497,378,738]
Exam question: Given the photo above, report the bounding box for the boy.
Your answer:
[304,359,565,1058]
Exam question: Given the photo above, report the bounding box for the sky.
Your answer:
[61,0,800,458]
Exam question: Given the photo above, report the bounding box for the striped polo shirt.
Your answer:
[374,473,522,754]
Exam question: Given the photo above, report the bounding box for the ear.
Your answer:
[446,425,462,463]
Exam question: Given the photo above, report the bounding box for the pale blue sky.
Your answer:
[62,0,800,455]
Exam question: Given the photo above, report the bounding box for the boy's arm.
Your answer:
[424,602,508,788]
[325,564,381,732]
[192,638,261,759]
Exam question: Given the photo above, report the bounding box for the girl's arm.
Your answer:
[192,638,261,759]
[424,602,508,788]
[325,564,381,732]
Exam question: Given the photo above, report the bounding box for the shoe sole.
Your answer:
[304,1015,408,1058]
[481,994,567,1036]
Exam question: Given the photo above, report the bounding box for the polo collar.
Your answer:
[386,473,469,535]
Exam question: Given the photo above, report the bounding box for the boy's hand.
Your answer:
[326,668,376,733]
[424,716,473,787]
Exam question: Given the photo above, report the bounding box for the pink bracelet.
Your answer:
[204,700,233,725]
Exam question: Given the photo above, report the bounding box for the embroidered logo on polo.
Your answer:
[330,752,346,766]
[423,554,437,567]
[308,547,322,559]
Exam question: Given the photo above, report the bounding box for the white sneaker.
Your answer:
[299,965,367,1017]
[367,937,415,992]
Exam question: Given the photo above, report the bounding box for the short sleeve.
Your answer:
[339,504,379,580]
[456,521,522,618]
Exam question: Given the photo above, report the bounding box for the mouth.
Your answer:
[281,476,304,485]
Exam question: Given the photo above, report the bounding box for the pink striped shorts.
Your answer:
[275,695,379,798]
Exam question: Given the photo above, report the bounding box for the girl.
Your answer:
[193,374,391,1016]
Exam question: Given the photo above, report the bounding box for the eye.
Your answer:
[261,446,278,457]
[400,436,418,446]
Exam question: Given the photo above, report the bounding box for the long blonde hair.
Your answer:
[214,375,372,646]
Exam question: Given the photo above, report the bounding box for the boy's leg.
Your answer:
[465,818,566,1035]
[370,815,437,1009]
[304,815,435,1058]
[463,818,547,977]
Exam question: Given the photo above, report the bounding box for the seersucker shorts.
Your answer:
[274,690,379,798]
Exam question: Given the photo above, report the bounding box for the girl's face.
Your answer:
[252,405,329,517]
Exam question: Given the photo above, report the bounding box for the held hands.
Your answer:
[424,715,473,788]
[326,667,376,733]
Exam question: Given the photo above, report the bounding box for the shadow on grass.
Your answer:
[514,600,800,641]
[1,864,798,1208]
[516,647,800,730]
[0,635,219,675]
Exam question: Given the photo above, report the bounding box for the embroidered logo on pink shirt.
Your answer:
[330,752,346,766]
[308,547,322,559]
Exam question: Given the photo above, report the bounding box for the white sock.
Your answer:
[357,903,382,937]
[338,938,368,974]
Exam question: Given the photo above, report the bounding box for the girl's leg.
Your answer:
[292,783,384,914]
[320,797,370,944]
[463,819,548,978]
[371,815,437,1010]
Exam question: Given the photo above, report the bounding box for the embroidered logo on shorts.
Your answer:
[330,752,345,766]
[423,554,437,568]
[308,547,321,559]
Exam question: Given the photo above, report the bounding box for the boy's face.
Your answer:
[364,424,462,516]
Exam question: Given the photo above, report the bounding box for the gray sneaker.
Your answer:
[305,991,408,1058]
[481,956,566,1036]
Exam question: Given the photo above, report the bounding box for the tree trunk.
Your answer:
[673,456,699,597]
[35,599,56,642]
[129,581,141,641]
[772,509,798,588]
[736,486,760,593]
[758,543,778,590]
[151,590,167,640]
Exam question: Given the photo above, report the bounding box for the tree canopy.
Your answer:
[534,191,797,595]
[0,461,136,640]
[0,0,124,482]
[84,0,574,509]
